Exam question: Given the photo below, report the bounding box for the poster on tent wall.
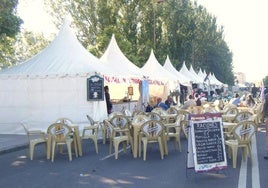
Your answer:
[87,75,104,101]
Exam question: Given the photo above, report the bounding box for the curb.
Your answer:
[0,144,28,155]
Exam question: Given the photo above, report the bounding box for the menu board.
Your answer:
[187,113,227,172]
[87,75,104,101]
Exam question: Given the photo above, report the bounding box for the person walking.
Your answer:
[262,93,268,159]
[104,85,113,114]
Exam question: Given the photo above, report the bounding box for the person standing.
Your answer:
[104,86,113,114]
[194,93,202,106]
[251,84,258,98]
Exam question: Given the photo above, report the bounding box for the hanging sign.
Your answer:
[87,75,104,101]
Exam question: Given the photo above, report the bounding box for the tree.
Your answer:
[44,0,234,85]
[14,30,51,63]
[0,0,23,69]
[0,0,23,37]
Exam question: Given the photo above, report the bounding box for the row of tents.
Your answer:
[0,21,226,134]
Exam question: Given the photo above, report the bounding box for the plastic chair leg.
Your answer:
[67,143,72,161]
[94,138,98,154]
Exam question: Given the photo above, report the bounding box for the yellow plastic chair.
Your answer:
[147,112,163,121]
[139,120,165,161]
[81,115,99,154]
[177,110,190,139]
[225,121,256,168]
[164,114,183,153]
[21,123,47,160]
[101,111,124,144]
[122,108,132,118]
[166,106,179,115]
[187,106,204,114]
[47,123,78,162]
[132,110,147,117]
[55,117,74,125]
[203,106,218,113]
[54,117,81,155]
[107,115,132,159]
[234,111,253,123]
[152,107,168,116]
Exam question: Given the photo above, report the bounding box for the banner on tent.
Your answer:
[87,75,104,101]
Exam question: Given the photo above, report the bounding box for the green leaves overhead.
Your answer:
[0,0,23,68]
[10,0,233,84]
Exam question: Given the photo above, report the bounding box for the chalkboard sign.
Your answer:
[87,75,104,101]
[187,113,227,172]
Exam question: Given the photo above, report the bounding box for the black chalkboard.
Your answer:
[187,113,227,172]
[87,75,104,101]
[193,121,224,164]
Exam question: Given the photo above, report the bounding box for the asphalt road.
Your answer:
[0,126,268,188]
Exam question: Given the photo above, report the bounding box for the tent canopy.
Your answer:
[0,21,116,77]
[189,65,204,84]
[163,56,191,86]
[0,21,110,134]
[141,50,178,82]
[100,34,146,80]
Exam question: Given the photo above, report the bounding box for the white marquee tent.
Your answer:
[100,34,146,79]
[209,73,225,86]
[99,34,147,101]
[0,21,118,134]
[197,69,206,80]
[179,62,200,84]
[189,65,204,84]
[141,50,179,100]
[141,50,178,82]
[163,56,191,86]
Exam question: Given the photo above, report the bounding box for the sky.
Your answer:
[17,0,57,38]
[17,0,268,82]
[197,0,268,82]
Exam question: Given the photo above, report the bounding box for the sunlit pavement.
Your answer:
[0,126,268,188]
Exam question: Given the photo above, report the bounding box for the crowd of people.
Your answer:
[104,82,268,160]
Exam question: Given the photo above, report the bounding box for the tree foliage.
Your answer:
[0,0,23,69]
[14,30,51,63]
[42,0,234,85]
[0,0,23,37]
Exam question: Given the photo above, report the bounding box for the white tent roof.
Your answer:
[209,73,224,86]
[141,50,178,81]
[0,21,116,77]
[198,68,206,80]
[163,56,191,86]
[189,65,204,84]
[100,34,146,79]
[179,62,198,83]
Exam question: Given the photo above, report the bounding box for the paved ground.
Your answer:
[0,125,268,188]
